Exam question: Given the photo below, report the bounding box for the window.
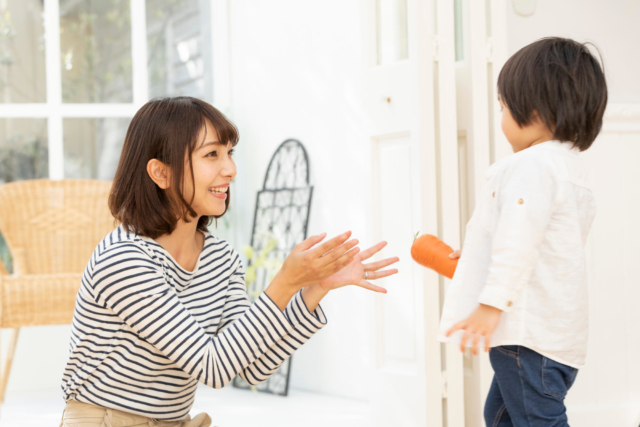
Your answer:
[376,0,409,65]
[0,0,214,183]
[454,0,464,62]
[147,0,213,101]
[0,0,217,270]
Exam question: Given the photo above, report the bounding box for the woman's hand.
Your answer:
[318,241,399,293]
[446,304,502,355]
[266,231,360,310]
[278,231,361,288]
[449,249,461,259]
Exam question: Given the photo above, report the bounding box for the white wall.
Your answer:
[567,117,640,426]
[227,0,375,401]
[2,325,70,393]
[507,2,640,425]
[506,0,640,104]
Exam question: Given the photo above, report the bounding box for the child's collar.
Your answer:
[484,140,578,181]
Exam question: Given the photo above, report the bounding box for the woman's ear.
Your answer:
[147,159,171,189]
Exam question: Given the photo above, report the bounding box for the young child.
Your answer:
[438,37,607,426]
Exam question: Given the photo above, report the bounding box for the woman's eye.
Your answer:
[207,151,217,157]
[228,149,235,157]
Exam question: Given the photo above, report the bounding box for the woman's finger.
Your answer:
[333,247,360,271]
[358,241,387,262]
[296,233,327,252]
[363,269,398,281]
[313,232,352,257]
[321,239,359,265]
[472,332,481,356]
[364,257,400,272]
[460,330,472,353]
[355,280,387,293]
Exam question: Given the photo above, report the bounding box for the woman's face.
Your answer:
[183,119,237,217]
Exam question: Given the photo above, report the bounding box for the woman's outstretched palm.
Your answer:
[318,241,399,293]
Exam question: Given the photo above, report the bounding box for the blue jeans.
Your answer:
[484,346,578,427]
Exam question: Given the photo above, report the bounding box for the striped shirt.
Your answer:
[61,226,327,420]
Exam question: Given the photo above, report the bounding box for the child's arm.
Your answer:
[478,156,557,311]
[447,156,557,354]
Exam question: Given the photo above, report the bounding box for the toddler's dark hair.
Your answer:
[497,37,607,151]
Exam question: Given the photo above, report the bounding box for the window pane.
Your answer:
[455,0,464,61]
[0,0,46,103]
[0,118,48,184]
[0,232,12,274]
[376,0,409,65]
[60,0,133,103]
[146,0,212,101]
[63,118,130,180]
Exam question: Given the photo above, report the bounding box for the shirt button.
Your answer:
[507,301,513,307]
[517,198,524,204]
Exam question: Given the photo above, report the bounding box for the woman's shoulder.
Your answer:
[90,226,158,271]
[200,233,241,266]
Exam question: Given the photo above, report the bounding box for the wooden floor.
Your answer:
[0,385,371,427]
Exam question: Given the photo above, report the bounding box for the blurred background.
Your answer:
[0,0,639,426]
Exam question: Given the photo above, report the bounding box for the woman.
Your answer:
[59,97,398,426]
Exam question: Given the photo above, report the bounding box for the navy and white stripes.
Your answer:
[61,226,326,420]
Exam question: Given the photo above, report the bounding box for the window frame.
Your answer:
[0,0,239,246]
[0,0,157,180]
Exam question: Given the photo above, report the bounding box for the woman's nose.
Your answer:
[222,157,237,181]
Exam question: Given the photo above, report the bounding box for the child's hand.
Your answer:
[449,249,461,259]
[446,304,502,355]
[318,241,399,293]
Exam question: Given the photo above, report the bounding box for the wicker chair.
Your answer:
[0,179,115,402]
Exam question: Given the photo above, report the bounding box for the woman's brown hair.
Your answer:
[109,97,239,238]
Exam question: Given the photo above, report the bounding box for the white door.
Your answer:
[360,0,464,425]
[361,0,510,425]
[453,0,508,425]
[364,2,640,427]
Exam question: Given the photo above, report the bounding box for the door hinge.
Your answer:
[441,370,448,398]
[486,36,494,63]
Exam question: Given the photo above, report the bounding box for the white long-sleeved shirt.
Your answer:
[61,226,326,420]
[438,140,596,368]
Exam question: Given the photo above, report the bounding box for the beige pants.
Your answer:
[59,400,213,427]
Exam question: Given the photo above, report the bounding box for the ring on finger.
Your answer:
[364,271,369,280]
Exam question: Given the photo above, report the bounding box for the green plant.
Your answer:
[0,233,12,274]
[242,234,284,298]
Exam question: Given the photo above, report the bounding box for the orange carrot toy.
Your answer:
[411,234,458,279]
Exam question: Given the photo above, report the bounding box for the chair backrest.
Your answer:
[0,179,115,275]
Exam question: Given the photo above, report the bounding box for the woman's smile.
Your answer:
[208,183,229,199]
